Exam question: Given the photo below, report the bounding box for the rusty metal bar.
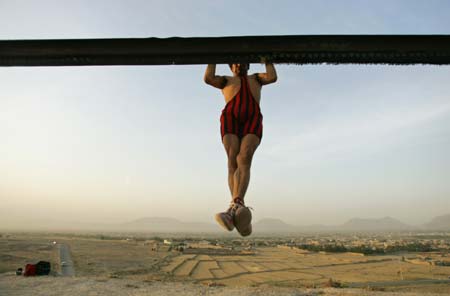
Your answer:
[1,35,450,67]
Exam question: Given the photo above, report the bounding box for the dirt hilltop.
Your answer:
[0,273,445,296]
[2,233,449,295]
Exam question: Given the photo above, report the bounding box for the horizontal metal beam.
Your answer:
[1,35,450,67]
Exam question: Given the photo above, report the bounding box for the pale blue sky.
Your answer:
[1,0,449,228]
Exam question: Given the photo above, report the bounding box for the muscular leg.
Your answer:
[233,134,260,202]
[222,134,240,199]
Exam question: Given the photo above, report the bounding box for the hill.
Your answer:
[254,218,298,232]
[339,216,414,231]
[119,217,217,232]
[423,214,450,230]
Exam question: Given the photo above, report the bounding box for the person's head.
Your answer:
[229,63,249,76]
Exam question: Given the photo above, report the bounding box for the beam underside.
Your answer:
[1,35,450,66]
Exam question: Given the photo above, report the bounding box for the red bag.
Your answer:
[24,264,36,276]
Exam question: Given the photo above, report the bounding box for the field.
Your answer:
[1,232,450,295]
[0,234,59,274]
[161,246,450,291]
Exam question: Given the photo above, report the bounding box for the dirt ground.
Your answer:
[0,273,448,296]
[161,246,450,289]
[1,233,449,295]
[0,235,59,274]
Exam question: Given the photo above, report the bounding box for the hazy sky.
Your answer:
[1,0,450,228]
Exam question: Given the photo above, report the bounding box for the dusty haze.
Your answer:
[1,1,450,229]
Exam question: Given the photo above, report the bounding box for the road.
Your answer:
[58,244,75,276]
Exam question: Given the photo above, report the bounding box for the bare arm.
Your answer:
[204,64,227,89]
[256,63,277,85]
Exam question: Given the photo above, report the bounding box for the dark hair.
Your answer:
[228,63,250,69]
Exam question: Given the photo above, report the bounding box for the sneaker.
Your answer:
[232,199,253,237]
[237,223,252,237]
[214,205,236,231]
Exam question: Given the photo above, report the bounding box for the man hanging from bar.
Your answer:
[204,62,277,236]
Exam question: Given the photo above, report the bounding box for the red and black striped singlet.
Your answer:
[220,76,263,140]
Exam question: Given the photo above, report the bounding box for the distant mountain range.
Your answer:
[111,214,450,233]
[339,216,413,231]
[253,218,298,232]
[253,215,450,233]
[251,217,411,233]
[119,217,217,233]
[4,214,450,233]
[422,214,450,230]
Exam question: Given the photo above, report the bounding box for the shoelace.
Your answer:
[227,202,254,214]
